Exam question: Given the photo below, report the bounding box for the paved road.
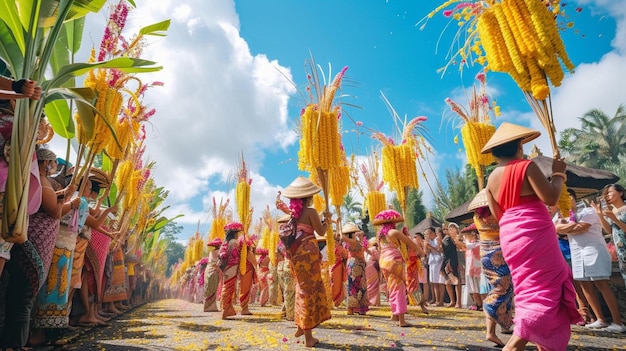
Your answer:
[47,299,625,350]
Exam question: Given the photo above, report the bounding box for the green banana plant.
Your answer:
[0,0,162,242]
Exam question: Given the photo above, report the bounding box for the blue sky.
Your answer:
[50,0,626,243]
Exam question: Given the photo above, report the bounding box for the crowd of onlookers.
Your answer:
[0,81,166,351]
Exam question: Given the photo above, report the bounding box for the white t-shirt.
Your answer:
[567,207,612,279]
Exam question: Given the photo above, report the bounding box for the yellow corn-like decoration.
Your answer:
[115,160,133,196]
[235,182,250,227]
[366,191,387,224]
[298,106,341,172]
[259,226,270,250]
[194,237,204,262]
[558,184,571,218]
[381,144,417,208]
[326,216,335,266]
[461,121,496,179]
[239,240,248,275]
[313,194,325,212]
[269,224,279,265]
[492,3,525,75]
[329,164,350,207]
[210,218,226,240]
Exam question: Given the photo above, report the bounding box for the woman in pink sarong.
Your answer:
[373,209,422,327]
[483,123,582,351]
[364,238,380,306]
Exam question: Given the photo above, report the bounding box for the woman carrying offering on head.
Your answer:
[373,209,422,327]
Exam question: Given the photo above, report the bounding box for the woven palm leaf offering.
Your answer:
[372,105,429,259]
[425,0,574,214]
[296,56,350,264]
[446,72,498,190]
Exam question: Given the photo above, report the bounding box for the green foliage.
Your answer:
[405,188,427,228]
[161,222,185,276]
[558,104,626,181]
[431,166,477,220]
[341,192,362,223]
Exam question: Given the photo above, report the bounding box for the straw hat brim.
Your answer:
[468,189,489,211]
[66,166,111,189]
[277,214,291,224]
[281,176,321,199]
[341,223,360,234]
[372,216,404,226]
[481,122,541,154]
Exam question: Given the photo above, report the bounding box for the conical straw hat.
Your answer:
[341,223,360,234]
[281,176,321,199]
[468,189,489,211]
[481,122,541,154]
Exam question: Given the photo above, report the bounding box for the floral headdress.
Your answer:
[373,209,404,238]
[224,222,243,232]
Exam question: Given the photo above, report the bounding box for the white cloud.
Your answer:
[101,1,297,236]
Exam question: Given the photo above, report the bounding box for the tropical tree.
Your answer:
[431,166,476,220]
[341,192,362,223]
[161,222,185,276]
[559,105,626,176]
[405,188,427,229]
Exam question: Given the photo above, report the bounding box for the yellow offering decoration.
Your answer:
[557,185,570,218]
[209,197,230,241]
[313,194,325,213]
[235,156,252,275]
[373,116,429,260]
[428,0,573,158]
[360,152,387,223]
[297,60,350,265]
[446,73,497,190]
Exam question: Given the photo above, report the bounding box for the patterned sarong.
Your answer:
[292,224,330,330]
[32,224,76,328]
[379,237,406,315]
[347,256,369,314]
[103,248,127,303]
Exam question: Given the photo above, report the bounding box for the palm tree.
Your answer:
[341,192,363,223]
[559,105,626,170]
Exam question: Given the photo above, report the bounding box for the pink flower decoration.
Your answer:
[282,337,288,342]
[356,121,363,126]
[443,9,453,17]
[289,198,304,219]
[475,71,486,84]
[224,222,243,232]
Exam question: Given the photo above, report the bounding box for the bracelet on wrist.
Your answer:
[551,172,567,182]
